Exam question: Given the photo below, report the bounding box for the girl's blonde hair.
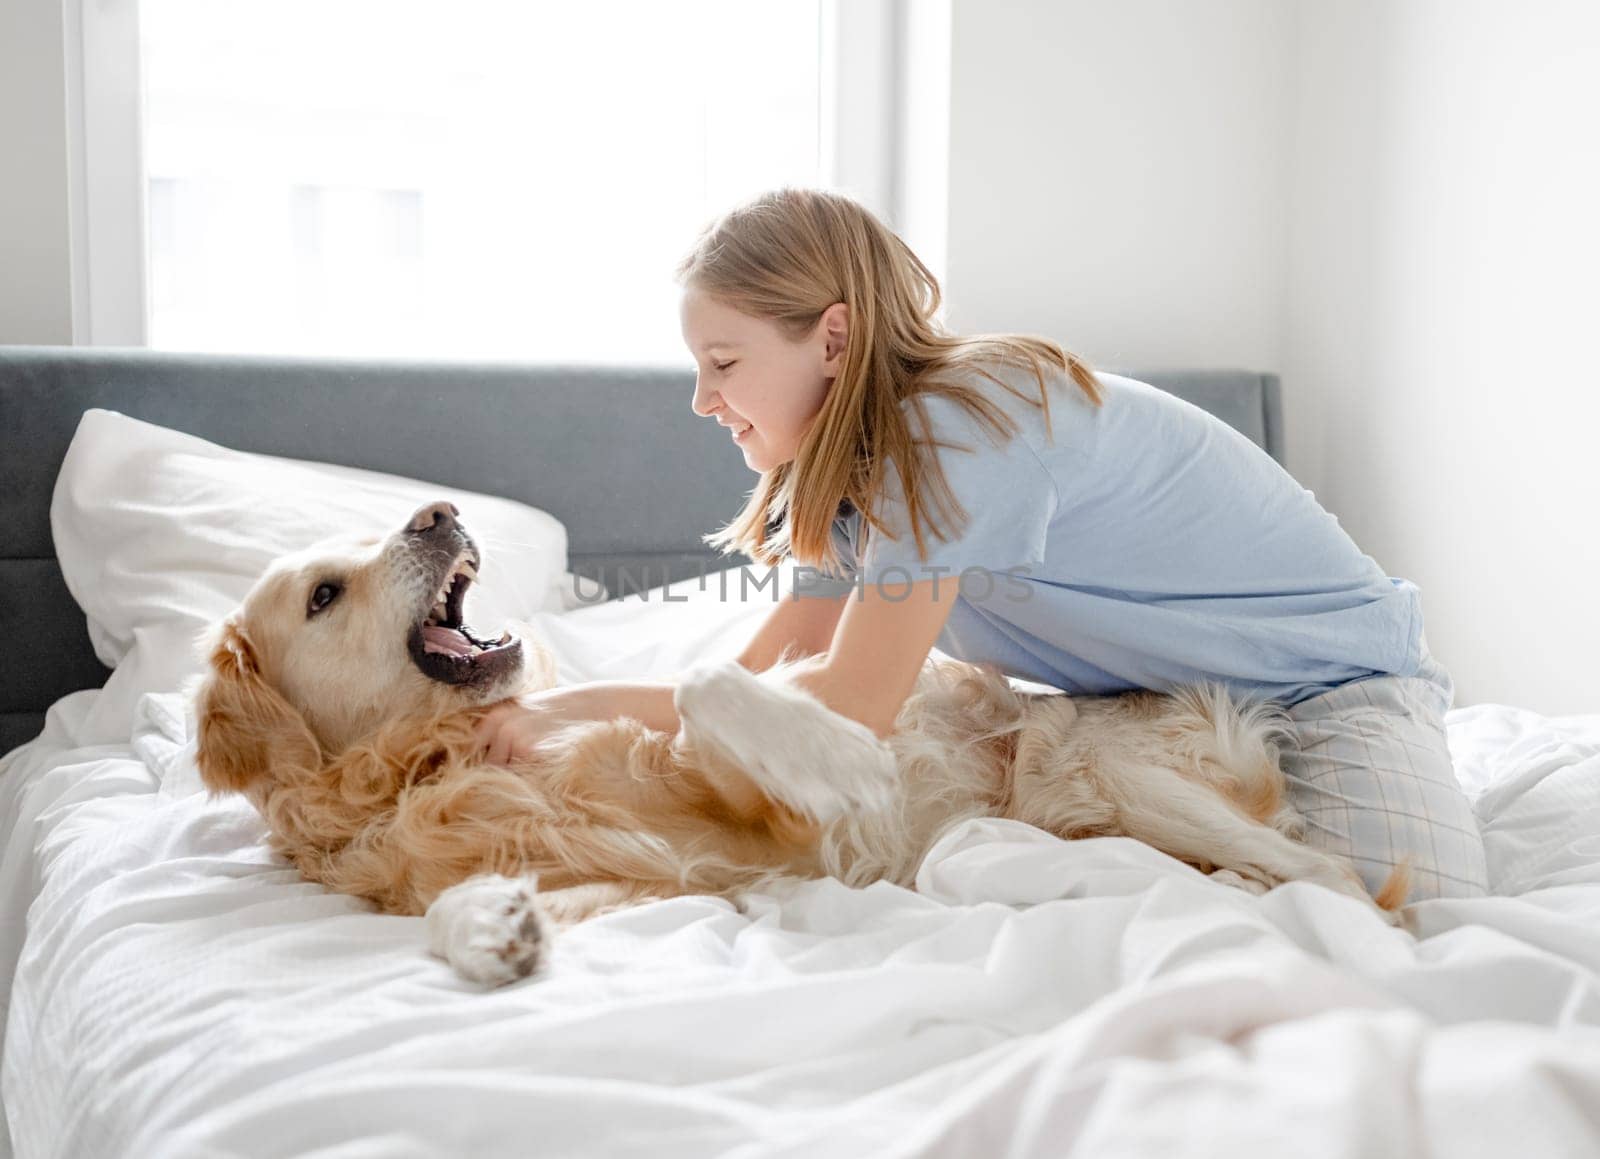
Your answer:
[676,187,1104,573]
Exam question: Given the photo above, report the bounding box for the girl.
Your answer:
[476,187,1489,904]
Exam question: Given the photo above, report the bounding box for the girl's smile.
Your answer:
[679,286,846,474]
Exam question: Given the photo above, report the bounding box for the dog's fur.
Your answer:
[193,502,1411,985]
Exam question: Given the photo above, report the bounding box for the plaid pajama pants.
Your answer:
[1277,638,1491,902]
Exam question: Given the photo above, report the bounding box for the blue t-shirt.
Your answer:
[820,366,1423,707]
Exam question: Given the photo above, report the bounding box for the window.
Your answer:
[139,0,828,362]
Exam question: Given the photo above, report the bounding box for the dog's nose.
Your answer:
[408,501,460,534]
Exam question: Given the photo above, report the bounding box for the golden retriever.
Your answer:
[193,501,1410,985]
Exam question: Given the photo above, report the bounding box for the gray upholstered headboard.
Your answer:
[0,346,1282,753]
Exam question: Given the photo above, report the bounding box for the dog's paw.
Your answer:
[1209,867,1271,896]
[1290,855,1407,926]
[1266,805,1308,841]
[675,659,899,822]
[424,872,549,986]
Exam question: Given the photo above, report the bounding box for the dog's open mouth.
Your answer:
[406,549,523,686]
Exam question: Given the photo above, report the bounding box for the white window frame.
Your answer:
[820,0,897,225]
[66,0,927,350]
[821,0,951,291]
[64,0,149,346]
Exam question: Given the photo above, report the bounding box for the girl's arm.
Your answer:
[482,591,846,760]
[475,582,950,762]
[794,578,954,739]
[735,588,849,672]
[478,680,679,765]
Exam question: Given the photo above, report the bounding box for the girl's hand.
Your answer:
[474,691,578,766]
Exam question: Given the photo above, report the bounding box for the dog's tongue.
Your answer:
[422,625,473,656]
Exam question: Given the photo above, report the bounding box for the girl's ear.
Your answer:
[194,617,321,795]
[820,302,850,370]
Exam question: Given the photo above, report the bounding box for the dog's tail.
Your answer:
[1166,681,1295,827]
[1174,682,1419,917]
[1372,855,1415,914]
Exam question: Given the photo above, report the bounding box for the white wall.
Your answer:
[936,0,1599,713]
[942,0,1293,372]
[1283,0,1600,713]
[0,0,74,344]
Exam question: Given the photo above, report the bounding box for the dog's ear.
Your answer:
[194,616,320,795]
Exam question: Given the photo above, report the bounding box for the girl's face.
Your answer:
[679,287,847,474]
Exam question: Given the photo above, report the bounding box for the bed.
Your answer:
[4,346,1599,1158]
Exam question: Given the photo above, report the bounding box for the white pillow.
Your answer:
[51,409,598,717]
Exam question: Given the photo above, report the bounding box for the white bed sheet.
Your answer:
[4,570,1600,1159]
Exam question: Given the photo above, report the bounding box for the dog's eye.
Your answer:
[308,582,342,616]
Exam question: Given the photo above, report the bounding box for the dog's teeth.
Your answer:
[459,561,478,581]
